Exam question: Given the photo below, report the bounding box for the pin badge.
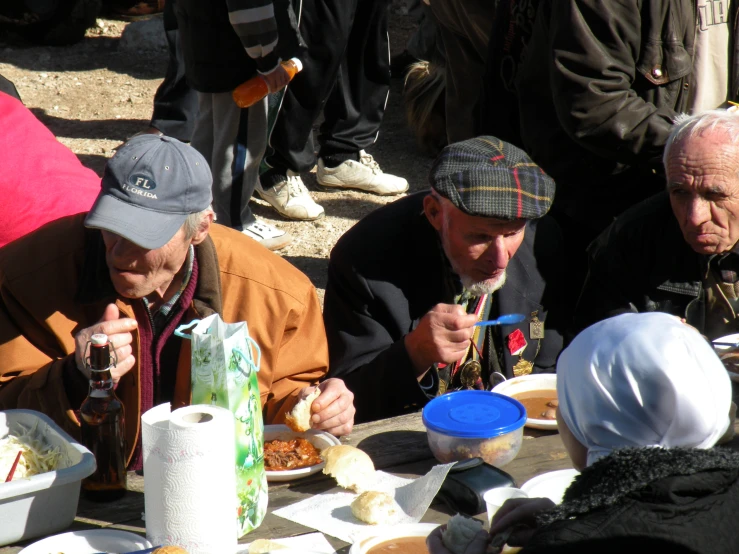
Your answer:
[530,311,545,340]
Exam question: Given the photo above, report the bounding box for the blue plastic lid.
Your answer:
[422,391,526,438]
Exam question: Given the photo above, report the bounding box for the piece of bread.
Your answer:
[152,547,189,554]
[321,444,375,492]
[350,491,402,524]
[442,514,484,554]
[285,388,321,432]
[248,539,288,553]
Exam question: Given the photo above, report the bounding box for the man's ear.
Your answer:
[424,192,444,232]
[190,211,214,246]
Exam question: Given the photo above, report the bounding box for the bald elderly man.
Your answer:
[575,109,739,340]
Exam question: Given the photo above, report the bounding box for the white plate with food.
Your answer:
[520,468,579,505]
[264,424,340,482]
[713,334,739,382]
[492,374,558,430]
[19,529,153,553]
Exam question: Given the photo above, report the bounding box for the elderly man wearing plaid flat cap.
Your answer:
[323,136,567,423]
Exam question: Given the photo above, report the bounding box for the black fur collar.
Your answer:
[538,447,739,525]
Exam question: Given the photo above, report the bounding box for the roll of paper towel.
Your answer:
[142,403,237,553]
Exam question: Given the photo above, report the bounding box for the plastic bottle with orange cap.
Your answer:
[232,58,303,108]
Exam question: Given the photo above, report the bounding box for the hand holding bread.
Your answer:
[289,379,356,436]
[286,388,321,432]
[426,515,489,554]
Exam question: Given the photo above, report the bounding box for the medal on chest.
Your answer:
[507,328,533,377]
[459,359,483,389]
[530,311,545,340]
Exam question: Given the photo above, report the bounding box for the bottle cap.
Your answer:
[91,333,109,346]
[288,57,303,72]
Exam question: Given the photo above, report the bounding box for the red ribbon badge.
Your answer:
[507,329,527,356]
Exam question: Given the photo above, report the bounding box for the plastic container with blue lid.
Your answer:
[422,391,526,468]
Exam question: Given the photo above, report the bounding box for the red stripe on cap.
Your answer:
[490,155,504,162]
[513,167,522,218]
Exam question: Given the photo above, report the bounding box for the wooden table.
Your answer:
[0,412,572,553]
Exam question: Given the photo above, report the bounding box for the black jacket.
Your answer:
[573,192,707,336]
[176,0,302,93]
[323,192,566,423]
[515,0,739,233]
[523,447,739,554]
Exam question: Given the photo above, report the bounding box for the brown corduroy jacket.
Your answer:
[0,214,328,466]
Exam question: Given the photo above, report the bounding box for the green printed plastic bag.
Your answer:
[175,314,267,537]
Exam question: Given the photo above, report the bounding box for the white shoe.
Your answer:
[257,171,325,221]
[317,150,409,196]
[241,219,293,251]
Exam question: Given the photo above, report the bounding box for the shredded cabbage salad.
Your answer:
[0,423,62,481]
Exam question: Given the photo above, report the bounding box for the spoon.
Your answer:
[474,313,526,327]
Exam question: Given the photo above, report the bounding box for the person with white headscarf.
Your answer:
[428,313,739,554]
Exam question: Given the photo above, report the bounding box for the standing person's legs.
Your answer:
[430,0,493,143]
[256,0,354,220]
[149,0,198,142]
[262,0,355,177]
[315,0,408,195]
[191,92,292,250]
[318,0,391,157]
[406,2,441,63]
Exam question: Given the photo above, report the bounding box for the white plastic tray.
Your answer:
[0,409,96,546]
[20,529,152,553]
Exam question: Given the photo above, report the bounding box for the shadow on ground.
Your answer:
[282,256,330,291]
[0,30,165,79]
[31,109,147,142]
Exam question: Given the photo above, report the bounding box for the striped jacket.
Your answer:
[227,0,280,73]
[177,0,302,92]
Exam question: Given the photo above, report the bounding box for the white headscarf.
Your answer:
[557,313,731,467]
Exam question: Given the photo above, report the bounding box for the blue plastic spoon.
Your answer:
[474,313,526,327]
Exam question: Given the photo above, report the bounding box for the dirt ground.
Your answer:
[0,4,430,301]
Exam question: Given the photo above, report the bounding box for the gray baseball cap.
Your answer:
[85,134,213,249]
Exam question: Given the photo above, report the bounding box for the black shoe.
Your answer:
[390,50,420,79]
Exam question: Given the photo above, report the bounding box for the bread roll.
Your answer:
[285,388,321,432]
[152,547,189,554]
[321,444,375,492]
[350,491,402,524]
[442,514,484,554]
[248,539,288,553]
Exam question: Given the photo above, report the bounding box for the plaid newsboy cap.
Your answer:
[430,136,555,220]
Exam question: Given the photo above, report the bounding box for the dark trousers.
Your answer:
[406,0,443,64]
[430,0,494,143]
[263,0,391,173]
[150,0,198,142]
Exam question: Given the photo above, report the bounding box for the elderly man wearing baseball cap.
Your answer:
[323,136,566,423]
[0,135,355,471]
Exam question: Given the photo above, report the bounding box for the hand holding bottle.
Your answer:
[74,303,137,383]
[233,58,303,108]
[261,64,292,93]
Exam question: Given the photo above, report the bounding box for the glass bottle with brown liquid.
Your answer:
[79,333,127,501]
